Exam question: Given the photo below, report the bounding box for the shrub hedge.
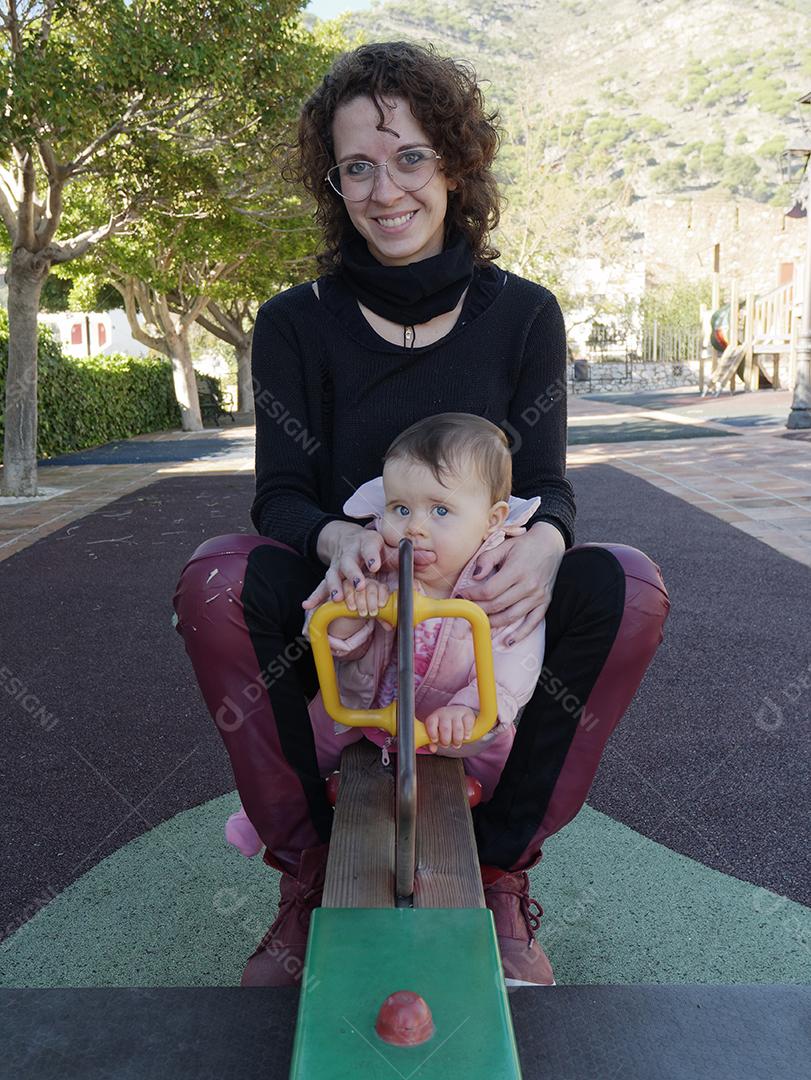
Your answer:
[0,310,181,462]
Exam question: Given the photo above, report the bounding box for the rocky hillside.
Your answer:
[334,0,811,205]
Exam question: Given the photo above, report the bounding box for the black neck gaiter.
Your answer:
[336,222,475,325]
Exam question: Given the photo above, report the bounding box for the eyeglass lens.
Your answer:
[329,147,439,200]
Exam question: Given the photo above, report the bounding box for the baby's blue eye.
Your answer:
[393,505,449,517]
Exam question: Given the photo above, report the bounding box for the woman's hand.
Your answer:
[460,523,566,643]
[303,523,382,611]
[303,523,435,623]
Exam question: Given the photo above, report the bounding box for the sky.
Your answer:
[305,0,375,18]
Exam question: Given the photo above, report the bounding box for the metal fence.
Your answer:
[640,322,702,366]
[570,321,702,391]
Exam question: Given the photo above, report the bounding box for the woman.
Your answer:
[172,40,671,989]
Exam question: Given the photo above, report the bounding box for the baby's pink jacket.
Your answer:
[302,478,546,760]
[224,483,547,857]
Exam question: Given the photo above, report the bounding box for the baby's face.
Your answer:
[380,458,509,593]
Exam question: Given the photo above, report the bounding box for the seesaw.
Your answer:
[290,536,522,1078]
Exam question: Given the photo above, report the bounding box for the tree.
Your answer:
[61,13,348,423]
[492,66,634,298]
[195,205,321,413]
[74,201,319,423]
[0,0,311,494]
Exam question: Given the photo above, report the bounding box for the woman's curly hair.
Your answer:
[280,41,504,275]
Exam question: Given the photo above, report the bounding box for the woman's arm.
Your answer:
[505,291,576,548]
[250,299,358,561]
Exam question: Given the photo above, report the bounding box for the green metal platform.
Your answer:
[290,907,521,1079]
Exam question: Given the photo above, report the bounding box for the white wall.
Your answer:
[37,309,151,359]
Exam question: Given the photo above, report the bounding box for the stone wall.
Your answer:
[633,192,806,296]
[568,356,795,394]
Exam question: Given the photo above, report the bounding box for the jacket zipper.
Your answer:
[381,735,393,767]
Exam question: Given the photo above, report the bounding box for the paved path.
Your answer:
[2,388,809,568]
[568,387,811,568]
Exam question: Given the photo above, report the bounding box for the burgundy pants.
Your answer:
[172,534,670,876]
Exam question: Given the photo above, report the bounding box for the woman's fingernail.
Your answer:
[367,559,376,569]
[331,590,337,599]
[507,638,515,647]
[353,577,360,587]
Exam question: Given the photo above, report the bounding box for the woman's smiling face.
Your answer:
[331,94,458,266]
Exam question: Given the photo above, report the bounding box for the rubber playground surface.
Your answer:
[2,412,810,989]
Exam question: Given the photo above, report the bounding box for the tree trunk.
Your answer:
[166,327,203,431]
[235,337,254,415]
[2,251,49,496]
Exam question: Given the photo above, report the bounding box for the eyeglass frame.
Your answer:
[324,146,444,201]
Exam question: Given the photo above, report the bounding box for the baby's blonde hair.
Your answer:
[383,413,512,506]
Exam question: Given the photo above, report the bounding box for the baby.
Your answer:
[225,412,546,857]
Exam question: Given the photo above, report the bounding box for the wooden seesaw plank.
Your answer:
[413,755,485,909]
[322,740,395,908]
[322,742,485,909]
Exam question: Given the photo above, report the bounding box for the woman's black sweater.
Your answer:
[250,262,576,564]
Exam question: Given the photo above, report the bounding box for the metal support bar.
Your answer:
[395,537,416,906]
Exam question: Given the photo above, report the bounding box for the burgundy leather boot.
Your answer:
[241,843,330,987]
[481,866,556,987]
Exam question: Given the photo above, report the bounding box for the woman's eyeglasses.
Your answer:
[325,147,442,202]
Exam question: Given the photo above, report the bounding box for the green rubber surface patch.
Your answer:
[2,794,809,987]
[292,908,520,1080]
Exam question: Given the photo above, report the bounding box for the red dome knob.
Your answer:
[325,771,340,806]
[375,990,434,1046]
[465,775,482,807]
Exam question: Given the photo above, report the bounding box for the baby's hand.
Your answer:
[343,577,392,627]
[423,706,476,753]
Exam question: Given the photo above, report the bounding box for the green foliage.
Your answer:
[685,73,711,104]
[639,115,668,138]
[0,311,180,462]
[0,0,319,267]
[40,275,74,313]
[745,71,793,114]
[771,45,794,64]
[672,43,800,130]
[757,135,787,158]
[726,49,749,68]
[700,140,727,171]
[769,180,798,209]
[46,7,347,339]
[651,159,687,190]
[641,276,713,334]
[40,270,123,312]
[720,153,760,193]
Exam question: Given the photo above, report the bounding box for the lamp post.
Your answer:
[782,93,811,430]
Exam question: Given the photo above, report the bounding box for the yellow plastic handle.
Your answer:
[308,591,498,750]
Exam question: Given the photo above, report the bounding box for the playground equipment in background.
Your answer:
[700,265,802,397]
[705,302,776,394]
[291,537,523,1079]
